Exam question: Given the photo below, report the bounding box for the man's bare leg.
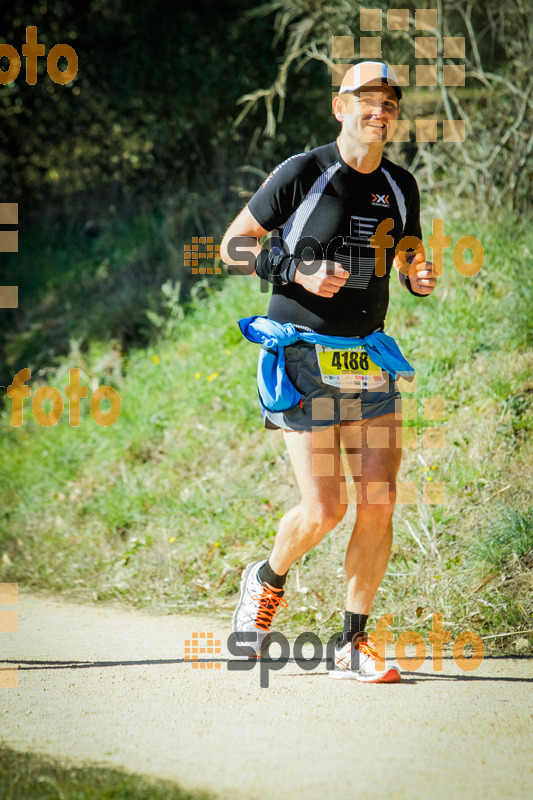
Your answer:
[324,411,403,682]
[340,411,403,614]
[268,425,348,575]
[232,423,348,655]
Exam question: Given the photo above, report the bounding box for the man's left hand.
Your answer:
[407,252,437,295]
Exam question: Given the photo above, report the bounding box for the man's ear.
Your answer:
[333,93,353,120]
[332,95,343,121]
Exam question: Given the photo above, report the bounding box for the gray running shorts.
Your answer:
[263,341,402,431]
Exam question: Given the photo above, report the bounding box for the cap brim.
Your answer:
[339,62,402,100]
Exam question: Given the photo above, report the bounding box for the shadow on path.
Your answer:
[1,657,531,683]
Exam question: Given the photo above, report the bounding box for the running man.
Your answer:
[221,61,437,682]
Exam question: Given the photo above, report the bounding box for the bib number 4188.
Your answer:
[331,350,369,371]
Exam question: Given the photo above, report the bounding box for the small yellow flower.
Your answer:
[431,465,437,470]
[428,477,433,481]
[168,537,175,543]
[225,349,231,355]
[214,542,220,547]
[207,375,213,382]
[194,372,201,379]
[152,355,160,365]
[211,372,218,379]
[424,467,429,471]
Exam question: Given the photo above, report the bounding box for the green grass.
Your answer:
[0,202,233,390]
[0,746,213,800]
[471,506,533,571]
[0,207,532,652]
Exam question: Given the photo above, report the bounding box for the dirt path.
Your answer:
[1,591,532,799]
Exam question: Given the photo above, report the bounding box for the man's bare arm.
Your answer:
[220,205,268,274]
[220,204,348,297]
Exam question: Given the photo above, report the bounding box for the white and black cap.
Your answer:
[339,61,402,100]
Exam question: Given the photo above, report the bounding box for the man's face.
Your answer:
[340,83,400,144]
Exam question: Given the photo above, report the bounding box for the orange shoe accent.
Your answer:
[356,634,401,683]
[333,632,401,682]
[358,635,380,660]
[252,583,288,631]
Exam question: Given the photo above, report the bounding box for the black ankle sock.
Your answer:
[343,612,369,643]
[258,560,288,590]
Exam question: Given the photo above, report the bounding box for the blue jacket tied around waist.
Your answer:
[239,315,415,413]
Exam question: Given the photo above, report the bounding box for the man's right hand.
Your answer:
[293,260,349,298]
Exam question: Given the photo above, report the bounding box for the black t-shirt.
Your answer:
[247,141,422,336]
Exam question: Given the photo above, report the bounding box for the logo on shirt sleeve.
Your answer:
[261,152,307,188]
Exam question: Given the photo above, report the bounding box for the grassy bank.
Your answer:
[0,210,532,652]
[0,746,212,800]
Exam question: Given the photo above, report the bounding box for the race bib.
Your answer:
[315,344,386,390]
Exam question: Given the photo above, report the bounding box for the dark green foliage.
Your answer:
[0,0,333,224]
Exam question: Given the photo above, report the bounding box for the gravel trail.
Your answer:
[1,591,532,799]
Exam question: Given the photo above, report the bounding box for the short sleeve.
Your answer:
[247,152,316,232]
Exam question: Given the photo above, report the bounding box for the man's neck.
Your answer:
[336,135,384,174]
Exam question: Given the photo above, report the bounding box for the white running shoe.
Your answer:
[231,560,288,657]
[329,632,401,683]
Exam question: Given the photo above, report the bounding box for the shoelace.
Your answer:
[252,583,288,631]
[357,635,380,661]
[347,632,384,663]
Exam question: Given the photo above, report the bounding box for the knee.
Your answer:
[357,497,396,530]
[360,480,397,516]
[301,502,347,540]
